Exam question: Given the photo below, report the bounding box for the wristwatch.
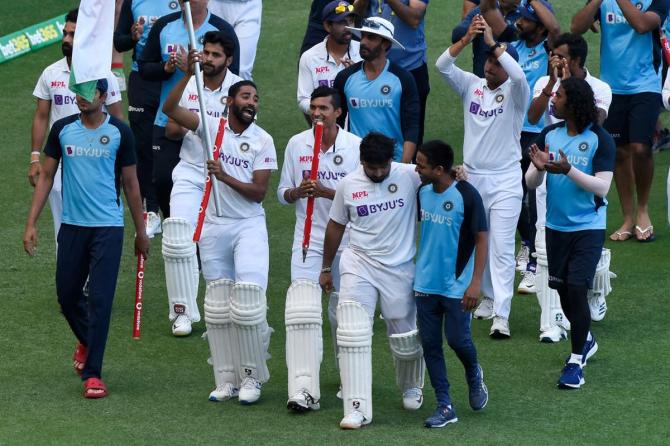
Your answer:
[489,42,506,52]
[320,266,332,273]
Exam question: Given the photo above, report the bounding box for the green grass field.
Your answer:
[1,1,669,444]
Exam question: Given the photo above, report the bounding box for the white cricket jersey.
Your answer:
[278,126,361,251]
[297,37,361,114]
[436,51,529,174]
[329,163,421,267]
[33,57,121,129]
[198,114,277,222]
[178,70,243,165]
[533,70,612,127]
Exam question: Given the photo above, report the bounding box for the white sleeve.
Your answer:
[533,76,549,99]
[329,180,349,225]
[253,135,278,171]
[664,73,670,111]
[566,169,613,198]
[105,72,122,105]
[594,81,612,116]
[33,71,50,100]
[525,162,546,190]
[277,140,297,205]
[297,53,313,115]
[499,51,530,110]
[435,48,479,98]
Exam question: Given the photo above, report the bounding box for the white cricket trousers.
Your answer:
[170,160,206,228]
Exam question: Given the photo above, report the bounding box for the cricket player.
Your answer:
[30,8,122,245]
[436,18,528,338]
[319,132,425,429]
[208,0,262,80]
[163,69,277,404]
[414,140,489,428]
[525,77,615,389]
[161,32,242,337]
[23,79,150,399]
[527,32,614,339]
[297,1,361,117]
[278,86,361,412]
[114,0,179,237]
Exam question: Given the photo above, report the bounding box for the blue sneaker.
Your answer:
[466,364,489,411]
[424,405,458,428]
[565,334,599,366]
[557,363,585,389]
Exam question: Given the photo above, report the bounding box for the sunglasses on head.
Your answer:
[361,19,393,35]
[335,3,354,14]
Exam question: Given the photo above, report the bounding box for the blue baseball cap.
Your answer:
[519,0,554,23]
[322,1,355,23]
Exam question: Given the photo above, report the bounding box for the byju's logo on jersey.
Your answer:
[578,142,589,152]
[356,199,405,217]
[166,43,178,54]
[349,97,393,109]
[303,170,347,181]
[356,205,370,216]
[605,12,628,24]
[54,94,77,106]
[469,101,503,118]
[64,145,111,158]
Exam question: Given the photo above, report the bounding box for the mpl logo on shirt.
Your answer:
[64,144,111,158]
[50,80,67,88]
[355,199,405,217]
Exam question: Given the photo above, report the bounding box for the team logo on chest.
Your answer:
[529,48,537,57]
[220,96,228,105]
[380,84,391,95]
[578,142,589,152]
[635,2,643,10]
[388,183,398,193]
[199,36,205,45]
[334,154,343,165]
[495,94,504,103]
[240,142,250,152]
[443,201,453,211]
[99,135,110,145]
[169,0,178,9]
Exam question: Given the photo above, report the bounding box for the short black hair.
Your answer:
[561,77,598,133]
[310,86,341,109]
[203,31,235,58]
[417,140,454,171]
[65,8,78,24]
[228,80,257,99]
[553,33,588,68]
[360,132,395,165]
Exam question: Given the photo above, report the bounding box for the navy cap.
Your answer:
[322,1,355,23]
[96,78,108,94]
[485,42,520,62]
[519,0,554,23]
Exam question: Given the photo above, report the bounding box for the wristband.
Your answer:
[320,266,332,273]
[30,160,40,164]
[31,151,41,155]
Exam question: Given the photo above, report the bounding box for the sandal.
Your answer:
[635,225,655,243]
[609,229,633,241]
[73,343,88,376]
[83,377,108,399]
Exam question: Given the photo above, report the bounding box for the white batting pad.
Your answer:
[204,279,240,389]
[588,248,616,321]
[388,330,425,392]
[337,301,373,421]
[328,292,340,371]
[285,280,323,400]
[162,218,200,322]
[231,282,272,383]
[535,227,570,335]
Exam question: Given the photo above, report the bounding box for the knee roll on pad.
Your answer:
[337,301,373,421]
[204,279,240,387]
[285,280,323,400]
[388,330,425,392]
[231,282,272,383]
[162,218,200,322]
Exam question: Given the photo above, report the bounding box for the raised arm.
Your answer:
[480,0,509,37]
[571,0,601,35]
[615,0,665,34]
[529,0,561,46]
[383,0,427,29]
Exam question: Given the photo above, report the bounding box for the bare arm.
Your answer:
[401,142,417,163]
[23,156,58,256]
[480,0,509,37]
[353,0,371,17]
[121,165,150,258]
[163,74,199,132]
[529,0,561,46]
[571,0,601,34]
[616,0,662,33]
[165,118,189,140]
[318,219,347,293]
[463,231,488,311]
[462,0,478,19]
[384,0,427,29]
[28,99,51,187]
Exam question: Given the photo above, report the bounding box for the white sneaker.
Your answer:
[336,386,342,400]
[145,211,162,238]
[474,297,494,320]
[239,377,262,404]
[588,293,607,322]
[517,270,536,294]
[539,325,567,343]
[516,244,530,272]
[209,383,239,401]
[172,314,192,337]
[287,389,320,412]
[340,410,370,429]
[402,387,423,410]
[490,316,510,338]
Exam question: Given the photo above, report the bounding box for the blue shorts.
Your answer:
[545,228,604,289]
[604,93,661,147]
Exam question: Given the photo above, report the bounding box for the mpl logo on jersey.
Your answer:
[64,144,111,158]
[355,198,405,217]
[54,94,77,106]
[469,102,503,118]
[349,97,393,109]
[187,93,198,102]
[299,155,313,163]
[352,191,368,200]
[315,66,330,74]
[50,80,67,88]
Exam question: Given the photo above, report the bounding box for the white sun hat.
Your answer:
[346,17,405,50]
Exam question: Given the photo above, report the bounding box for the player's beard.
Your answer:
[231,102,256,125]
[62,42,72,58]
[203,62,226,77]
[360,43,382,62]
[331,31,352,46]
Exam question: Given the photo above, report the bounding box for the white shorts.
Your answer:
[291,247,342,290]
[338,248,416,335]
[199,214,269,290]
[170,160,206,229]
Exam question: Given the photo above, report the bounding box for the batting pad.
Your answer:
[285,280,323,400]
[388,330,425,392]
[589,248,616,300]
[535,227,569,332]
[162,218,200,322]
[328,292,340,371]
[231,282,273,383]
[337,301,373,421]
[204,279,240,388]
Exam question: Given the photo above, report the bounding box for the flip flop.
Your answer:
[83,377,108,399]
[609,230,633,241]
[635,225,655,243]
[73,343,88,376]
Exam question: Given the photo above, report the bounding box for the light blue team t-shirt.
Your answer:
[598,0,670,94]
[127,0,178,72]
[414,180,487,299]
[536,122,616,232]
[44,114,136,227]
[512,39,548,133]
